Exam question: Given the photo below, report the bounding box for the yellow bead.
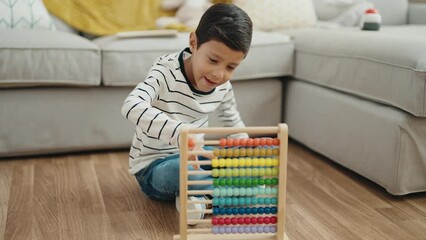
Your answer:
[225,158,232,167]
[259,148,266,156]
[258,168,265,176]
[252,158,259,167]
[265,158,272,167]
[219,169,226,177]
[259,158,266,167]
[239,168,246,177]
[232,158,239,168]
[226,148,233,157]
[239,148,246,157]
[265,168,272,176]
[272,158,279,166]
[239,158,246,167]
[233,148,240,157]
[212,158,219,168]
[245,158,252,167]
[252,168,259,176]
[232,168,239,177]
[245,168,252,176]
[253,148,260,157]
[246,148,253,157]
[266,148,273,156]
[219,158,226,167]
[213,148,220,156]
[226,168,233,177]
[272,148,279,156]
[220,149,227,157]
[272,167,279,176]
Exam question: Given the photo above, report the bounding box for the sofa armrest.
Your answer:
[408,3,426,25]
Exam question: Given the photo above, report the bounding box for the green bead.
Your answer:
[220,179,227,186]
[246,187,253,196]
[272,178,278,185]
[239,178,245,186]
[213,188,220,197]
[265,178,271,185]
[232,178,239,186]
[258,178,265,185]
[233,187,239,196]
[271,187,278,195]
[246,178,252,187]
[258,187,265,195]
[213,179,219,186]
[252,187,259,195]
[252,178,258,186]
[239,188,246,196]
[227,188,233,197]
[265,187,272,195]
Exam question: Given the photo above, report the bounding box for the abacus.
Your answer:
[173,124,289,240]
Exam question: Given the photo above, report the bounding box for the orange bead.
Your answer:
[266,138,273,146]
[233,139,240,146]
[259,138,267,146]
[240,138,247,146]
[272,138,280,146]
[188,138,195,148]
[253,138,260,146]
[247,138,254,147]
[227,139,233,147]
[220,139,227,147]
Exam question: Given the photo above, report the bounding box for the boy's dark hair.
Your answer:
[195,3,253,55]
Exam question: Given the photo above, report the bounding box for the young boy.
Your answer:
[121,3,253,220]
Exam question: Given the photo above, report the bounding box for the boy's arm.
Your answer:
[216,87,249,139]
[121,67,183,147]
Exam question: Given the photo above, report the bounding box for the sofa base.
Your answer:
[283,79,426,195]
[0,78,283,158]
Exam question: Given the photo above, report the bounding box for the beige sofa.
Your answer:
[1,0,425,195]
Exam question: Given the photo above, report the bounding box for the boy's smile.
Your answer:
[184,32,246,93]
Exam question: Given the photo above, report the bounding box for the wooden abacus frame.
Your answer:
[174,124,289,240]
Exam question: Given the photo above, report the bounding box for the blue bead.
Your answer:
[252,197,258,205]
[264,207,271,214]
[232,208,239,215]
[244,207,251,214]
[271,198,278,204]
[258,198,265,205]
[219,208,226,215]
[238,208,245,214]
[219,198,226,206]
[212,227,219,234]
[232,197,239,206]
[213,207,219,215]
[219,227,225,234]
[245,197,252,205]
[232,226,239,234]
[238,226,245,233]
[258,207,264,214]
[225,226,232,234]
[225,208,232,215]
[226,198,232,206]
[251,226,258,233]
[271,207,278,214]
[239,198,246,205]
[252,207,258,214]
[212,198,219,206]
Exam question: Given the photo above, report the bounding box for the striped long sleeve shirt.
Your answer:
[122,48,248,174]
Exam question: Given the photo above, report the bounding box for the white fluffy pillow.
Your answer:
[312,0,373,26]
[234,0,317,31]
[0,0,56,30]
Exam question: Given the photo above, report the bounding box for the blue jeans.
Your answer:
[135,148,213,201]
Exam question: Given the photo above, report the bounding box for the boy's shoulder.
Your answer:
[152,50,182,70]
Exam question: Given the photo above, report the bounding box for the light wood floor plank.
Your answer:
[0,141,425,240]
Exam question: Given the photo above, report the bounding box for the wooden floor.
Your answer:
[1,141,425,240]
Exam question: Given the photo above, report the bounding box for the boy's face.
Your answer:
[186,32,245,93]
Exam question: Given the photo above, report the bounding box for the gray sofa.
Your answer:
[1,0,425,195]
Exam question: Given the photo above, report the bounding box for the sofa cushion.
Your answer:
[0,29,101,87]
[94,31,294,86]
[285,26,426,117]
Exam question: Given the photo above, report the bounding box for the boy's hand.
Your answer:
[188,135,214,169]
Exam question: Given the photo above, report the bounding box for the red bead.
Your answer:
[218,218,225,225]
[244,217,251,224]
[257,217,264,224]
[264,217,271,224]
[270,216,277,224]
[220,139,227,147]
[253,138,260,146]
[188,138,195,148]
[259,138,267,146]
[251,218,258,224]
[224,218,231,225]
[231,218,238,225]
[266,138,273,146]
[212,217,218,225]
[238,217,244,224]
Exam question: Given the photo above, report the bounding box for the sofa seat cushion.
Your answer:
[93,31,294,86]
[0,29,101,87]
[285,26,426,117]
